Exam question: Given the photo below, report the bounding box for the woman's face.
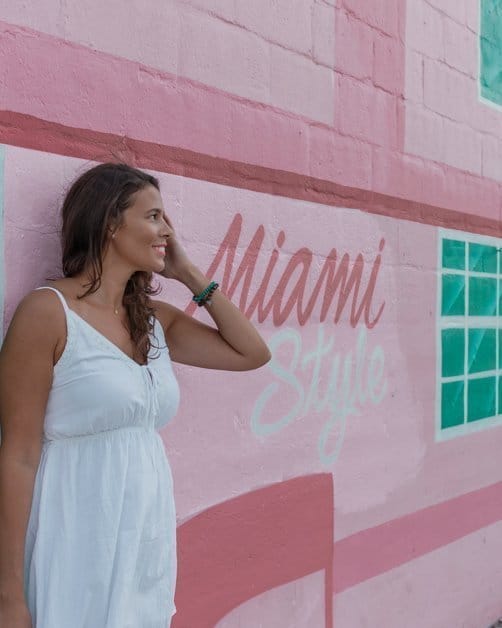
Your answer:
[109,184,172,273]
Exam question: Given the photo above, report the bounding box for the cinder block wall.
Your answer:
[1,1,501,626]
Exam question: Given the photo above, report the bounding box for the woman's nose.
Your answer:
[161,214,174,237]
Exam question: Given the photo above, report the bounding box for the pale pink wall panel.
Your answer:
[442,117,483,174]
[0,0,65,36]
[339,76,398,148]
[482,134,502,181]
[405,0,445,60]
[0,0,179,73]
[336,522,502,628]
[465,0,479,33]
[63,0,180,74]
[443,15,478,77]
[234,0,313,58]
[404,0,502,183]
[426,0,467,26]
[423,58,472,127]
[405,103,445,163]
[178,10,271,104]
[176,0,236,23]
[312,2,336,67]
[215,571,325,628]
[270,45,334,124]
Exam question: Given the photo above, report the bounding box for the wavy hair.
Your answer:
[61,162,161,364]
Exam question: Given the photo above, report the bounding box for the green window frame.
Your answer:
[437,230,502,440]
[480,0,502,108]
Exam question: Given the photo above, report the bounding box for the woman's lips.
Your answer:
[152,245,166,257]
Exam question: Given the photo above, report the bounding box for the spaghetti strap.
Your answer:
[35,286,70,314]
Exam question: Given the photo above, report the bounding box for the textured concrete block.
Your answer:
[64,0,180,74]
[234,0,312,55]
[405,0,444,61]
[372,147,447,211]
[339,76,397,148]
[335,10,374,80]
[443,16,478,78]
[270,45,335,123]
[404,49,424,103]
[404,104,445,163]
[308,126,372,188]
[423,58,470,123]
[425,0,466,25]
[0,0,65,36]
[179,11,270,103]
[442,118,482,174]
[465,0,479,33]
[373,33,404,94]
[482,134,502,182]
[229,105,310,172]
[342,0,399,37]
[443,168,500,219]
[176,0,236,22]
[470,85,502,135]
[312,2,335,67]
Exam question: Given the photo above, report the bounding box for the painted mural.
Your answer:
[1,0,502,627]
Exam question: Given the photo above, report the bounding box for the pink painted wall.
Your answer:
[1,1,502,626]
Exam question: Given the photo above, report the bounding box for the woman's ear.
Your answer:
[107,222,118,239]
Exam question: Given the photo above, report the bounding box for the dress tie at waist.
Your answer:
[43,425,158,445]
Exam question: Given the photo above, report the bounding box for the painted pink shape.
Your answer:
[173,474,334,628]
[333,479,502,594]
[335,520,502,628]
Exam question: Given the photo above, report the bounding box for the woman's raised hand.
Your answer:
[158,213,194,283]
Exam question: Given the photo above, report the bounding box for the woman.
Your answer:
[0,163,271,627]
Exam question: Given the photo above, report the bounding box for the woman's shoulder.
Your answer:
[17,284,66,318]
[3,286,66,352]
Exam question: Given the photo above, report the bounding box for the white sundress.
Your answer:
[23,286,180,628]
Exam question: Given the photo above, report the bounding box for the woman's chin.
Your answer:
[152,259,167,274]
[132,260,165,274]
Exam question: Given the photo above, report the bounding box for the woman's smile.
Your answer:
[152,244,167,257]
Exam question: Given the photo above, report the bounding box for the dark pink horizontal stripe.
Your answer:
[334,480,502,593]
[0,110,500,238]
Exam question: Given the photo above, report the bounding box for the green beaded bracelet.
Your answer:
[192,281,219,306]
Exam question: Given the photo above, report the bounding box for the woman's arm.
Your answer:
[155,217,271,371]
[154,263,271,371]
[0,291,60,609]
[154,264,271,370]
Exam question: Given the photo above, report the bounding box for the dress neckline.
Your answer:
[42,285,151,368]
[67,309,151,368]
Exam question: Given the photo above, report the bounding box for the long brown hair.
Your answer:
[61,162,161,364]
